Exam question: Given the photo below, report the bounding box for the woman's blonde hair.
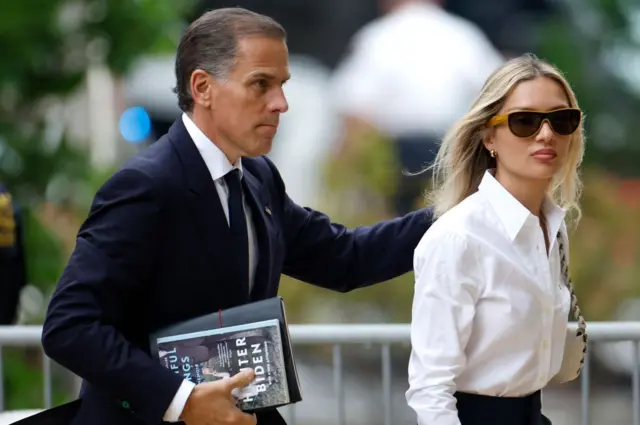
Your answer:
[425,53,585,226]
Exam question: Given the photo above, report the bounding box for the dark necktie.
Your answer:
[224,169,249,292]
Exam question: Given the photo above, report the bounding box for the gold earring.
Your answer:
[490,149,497,158]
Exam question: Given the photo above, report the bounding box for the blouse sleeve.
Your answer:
[406,230,482,425]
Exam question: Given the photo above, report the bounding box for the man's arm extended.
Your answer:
[263,156,434,291]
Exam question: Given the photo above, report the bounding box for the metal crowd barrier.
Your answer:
[0,322,639,425]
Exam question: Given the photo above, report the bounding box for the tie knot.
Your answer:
[224,168,242,186]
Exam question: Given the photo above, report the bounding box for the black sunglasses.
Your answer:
[488,108,582,138]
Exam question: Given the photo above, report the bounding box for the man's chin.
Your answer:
[244,140,274,158]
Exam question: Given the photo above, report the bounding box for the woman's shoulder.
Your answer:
[416,193,487,252]
[425,192,488,234]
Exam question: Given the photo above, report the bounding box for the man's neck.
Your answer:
[381,0,429,14]
[188,110,240,165]
[396,0,441,9]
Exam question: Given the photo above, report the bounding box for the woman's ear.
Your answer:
[482,128,495,153]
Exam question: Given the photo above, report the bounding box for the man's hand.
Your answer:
[180,368,258,425]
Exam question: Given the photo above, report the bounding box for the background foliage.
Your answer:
[279,0,640,327]
[0,0,191,408]
[0,0,639,409]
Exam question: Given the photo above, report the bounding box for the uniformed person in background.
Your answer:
[0,183,27,325]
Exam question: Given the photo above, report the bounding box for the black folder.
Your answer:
[149,296,302,406]
[11,297,301,424]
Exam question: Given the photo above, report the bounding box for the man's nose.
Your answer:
[268,88,288,113]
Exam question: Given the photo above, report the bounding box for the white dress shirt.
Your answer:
[406,170,572,425]
[162,113,259,422]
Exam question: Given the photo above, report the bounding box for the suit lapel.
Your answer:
[168,118,278,303]
[242,167,275,301]
[167,119,246,304]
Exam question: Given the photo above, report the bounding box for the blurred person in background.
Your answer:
[331,0,504,215]
[406,54,587,425]
[0,183,27,325]
[444,0,555,57]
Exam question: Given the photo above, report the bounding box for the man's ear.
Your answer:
[190,69,214,108]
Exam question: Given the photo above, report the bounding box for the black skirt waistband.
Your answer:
[454,390,544,425]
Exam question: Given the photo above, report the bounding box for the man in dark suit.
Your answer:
[40,7,434,425]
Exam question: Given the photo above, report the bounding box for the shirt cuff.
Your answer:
[163,379,196,422]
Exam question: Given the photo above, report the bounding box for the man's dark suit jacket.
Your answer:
[40,118,434,425]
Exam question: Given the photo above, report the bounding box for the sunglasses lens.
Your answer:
[549,109,581,135]
[507,109,581,137]
[508,112,542,137]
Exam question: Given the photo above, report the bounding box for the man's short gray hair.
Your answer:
[173,7,287,112]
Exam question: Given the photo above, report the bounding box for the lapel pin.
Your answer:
[265,207,272,216]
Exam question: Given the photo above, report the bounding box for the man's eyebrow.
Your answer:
[248,71,291,83]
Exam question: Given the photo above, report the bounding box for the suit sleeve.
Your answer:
[41,168,184,425]
[263,157,434,292]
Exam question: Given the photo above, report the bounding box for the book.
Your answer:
[148,296,302,412]
[10,298,301,424]
[155,319,290,410]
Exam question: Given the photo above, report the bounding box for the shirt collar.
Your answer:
[478,169,566,242]
[181,113,243,181]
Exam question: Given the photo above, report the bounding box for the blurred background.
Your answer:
[0,0,639,424]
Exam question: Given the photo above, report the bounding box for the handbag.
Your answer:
[548,231,588,385]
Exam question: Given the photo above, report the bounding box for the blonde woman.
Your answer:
[406,53,588,425]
